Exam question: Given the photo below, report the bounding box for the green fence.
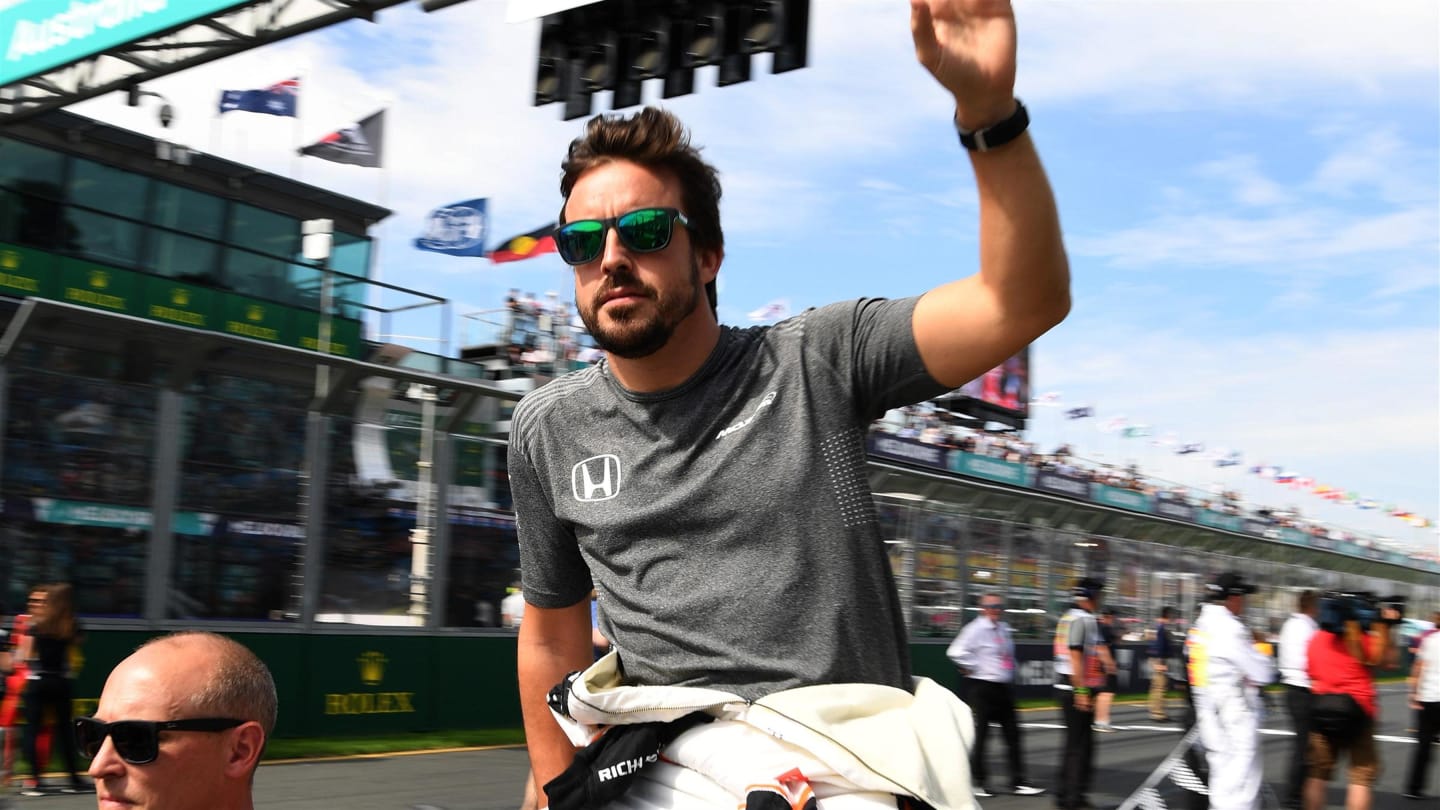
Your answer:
[73,630,521,738]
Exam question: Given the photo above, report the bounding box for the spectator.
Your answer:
[1147,605,1180,722]
[81,631,274,810]
[946,593,1044,798]
[1304,594,1401,810]
[1093,607,1121,732]
[1279,589,1320,809]
[1403,610,1440,800]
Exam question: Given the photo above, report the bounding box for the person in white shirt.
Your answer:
[946,593,1044,798]
[1191,571,1278,810]
[1278,589,1320,809]
[1404,611,1440,800]
[500,584,526,630]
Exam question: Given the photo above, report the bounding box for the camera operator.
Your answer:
[1303,592,1403,810]
[1191,571,1277,810]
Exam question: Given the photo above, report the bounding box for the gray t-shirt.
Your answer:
[508,297,948,700]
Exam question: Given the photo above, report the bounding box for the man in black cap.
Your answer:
[1053,576,1106,810]
[1191,571,1277,810]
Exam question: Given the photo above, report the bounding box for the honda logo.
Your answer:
[572,454,621,502]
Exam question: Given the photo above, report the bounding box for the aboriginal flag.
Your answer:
[487,224,557,264]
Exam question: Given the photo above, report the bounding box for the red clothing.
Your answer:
[1307,629,1377,717]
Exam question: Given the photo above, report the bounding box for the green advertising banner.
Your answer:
[1196,509,1244,532]
[18,245,367,359]
[1280,528,1311,547]
[0,240,58,298]
[0,0,244,87]
[221,293,288,345]
[29,498,216,535]
[453,431,491,488]
[143,276,217,329]
[948,451,1030,486]
[58,258,139,315]
[292,310,363,358]
[304,635,431,735]
[1091,484,1153,514]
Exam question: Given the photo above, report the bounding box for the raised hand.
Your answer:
[909,0,1018,129]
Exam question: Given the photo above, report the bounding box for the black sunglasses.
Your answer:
[75,716,245,765]
[555,207,690,266]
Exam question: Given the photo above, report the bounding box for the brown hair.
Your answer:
[31,583,77,640]
[560,107,723,316]
[1297,589,1318,613]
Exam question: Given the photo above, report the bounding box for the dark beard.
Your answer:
[579,257,702,360]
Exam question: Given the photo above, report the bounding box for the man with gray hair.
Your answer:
[77,631,276,810]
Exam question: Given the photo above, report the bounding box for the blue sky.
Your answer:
[71,1,1439,552]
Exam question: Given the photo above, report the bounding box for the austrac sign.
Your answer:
[1,0,241,87]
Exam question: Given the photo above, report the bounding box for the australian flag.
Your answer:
[415,199,488,257]
[218,77,300,117]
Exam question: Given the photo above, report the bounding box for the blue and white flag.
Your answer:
[218,77,300,117]
[414,199,488,257]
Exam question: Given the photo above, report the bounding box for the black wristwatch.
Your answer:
[957,100,1029,152]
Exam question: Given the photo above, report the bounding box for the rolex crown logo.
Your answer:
[90,270,109,289]
[172,288,190,306]
[357,651,387,686]
[246,304,263,322]
[1,251,16,270]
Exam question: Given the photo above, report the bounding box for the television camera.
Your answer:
[1317,590,1405,633]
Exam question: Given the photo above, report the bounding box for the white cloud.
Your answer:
[1018,0,1439,110]
[1027,320,1439,545]
[1194,155,1290,208]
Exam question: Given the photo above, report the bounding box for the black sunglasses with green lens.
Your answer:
[555,207,690,266]
[75,716,245,765]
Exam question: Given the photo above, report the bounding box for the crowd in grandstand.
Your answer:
[872,404,1438,565]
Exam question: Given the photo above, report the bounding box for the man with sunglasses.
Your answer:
[511,0,1069,805]
[79,631,275,810]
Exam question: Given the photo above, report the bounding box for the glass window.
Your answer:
[0,187,78,250]
[150,182,224,239]
[70,208,144,267]
[913,510,962,639]
[68,159,149,220]
[331,231,372,279]
[0,523,146,618]
[287,261,324,310]
[0,139,64,192]
[178,373,306,518]
[229,203,298,258]
[147,231,219,284]
[171,528,299,621]
[223,247,287,300]
[3,349,156,506]
[444,520,519,628]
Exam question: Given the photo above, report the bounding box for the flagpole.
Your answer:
[374,107,391,344]
[291,69,305,179]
